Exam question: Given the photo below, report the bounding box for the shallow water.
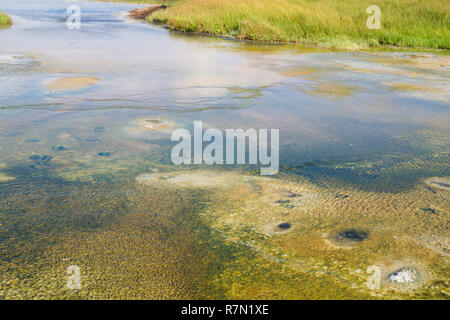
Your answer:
[0,0,449,299]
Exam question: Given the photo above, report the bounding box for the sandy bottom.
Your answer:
[1,168,448,299]
[122,118,176,139]
[385,82,440,92]
[46,76,100,91]
[0,163,15,182]
[303,82,357,99]
[0,173,15,182]
[133,169,450,298]
[136,170,248,188]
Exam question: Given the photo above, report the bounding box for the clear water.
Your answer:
[0,0,448,299]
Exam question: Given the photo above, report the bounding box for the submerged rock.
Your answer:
[29,154,52,166]
[46,76,99,92]
[51,146,68,151]
[336,229,368,242]
[278,223,292,230]
[136,119,173,131]
[421,207,436,214]
[94,126,105,133]
[388,267,420,284]
[124,118,175,138]
[98,152,111,157]
[328,229,368,247]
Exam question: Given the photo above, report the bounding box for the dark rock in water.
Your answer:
[86,138,100,143]
[276,199,295,208]
[51,145,68,151]
[29,154,52,166]
[278,223,291,230]
[144,120,161,124]
[41,155,52,162]
[421,207,436,214]
[424,186,436,194]
[388,267,420,284]
[335,229,368,242]
[98,152,111,157]
[29,155,41,161]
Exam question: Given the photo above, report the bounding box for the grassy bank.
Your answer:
[118,0,448,50]
[149,0,449,50]
[0,11,12,27]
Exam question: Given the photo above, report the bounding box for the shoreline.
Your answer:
[123,5,448,53]
[115,0,450,52]
[94,0,450,54]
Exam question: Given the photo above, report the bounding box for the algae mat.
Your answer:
[1,169,448,299]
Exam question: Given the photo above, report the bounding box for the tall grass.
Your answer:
[146,0,449,49]
[0,11,12,27]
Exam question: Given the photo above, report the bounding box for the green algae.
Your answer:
[303,82,358,100]
[0,159,448,299]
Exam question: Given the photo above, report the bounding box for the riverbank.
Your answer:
[116,0,449,50]
[0,11,12,28]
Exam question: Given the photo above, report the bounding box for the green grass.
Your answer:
[97,0,450,50]
[134,0,448,50]
[0,11,12,27]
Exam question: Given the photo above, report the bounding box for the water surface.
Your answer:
[0,0,449,299]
